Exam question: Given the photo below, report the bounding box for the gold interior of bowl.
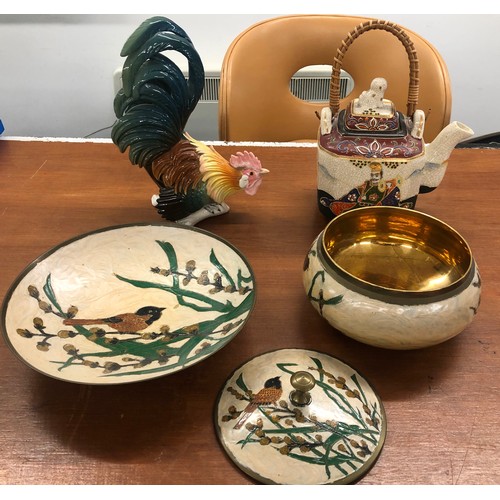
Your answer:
[322,207,472,294]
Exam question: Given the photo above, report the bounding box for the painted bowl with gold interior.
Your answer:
[303,206,481,349]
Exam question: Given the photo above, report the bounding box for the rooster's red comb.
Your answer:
[230,151,263,171]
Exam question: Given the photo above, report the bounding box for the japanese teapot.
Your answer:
[317,20,474,219]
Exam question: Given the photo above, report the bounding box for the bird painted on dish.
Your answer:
[112,16,269,226]
[233,376,283,430]
[63,306,165,334]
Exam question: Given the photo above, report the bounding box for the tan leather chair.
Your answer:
[218,15,451,143]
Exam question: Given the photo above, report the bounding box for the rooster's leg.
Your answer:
[175,202,230,226]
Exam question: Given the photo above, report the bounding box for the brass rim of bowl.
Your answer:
[319,206,475,304]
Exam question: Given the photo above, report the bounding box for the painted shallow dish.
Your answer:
[1,223,255,384]
[215,348,386,485]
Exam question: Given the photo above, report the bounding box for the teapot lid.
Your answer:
[342,78,405,136]
[341,102,405,136]
[214,348,386,484]
[319,78,424,159]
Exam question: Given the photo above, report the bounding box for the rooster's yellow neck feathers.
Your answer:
[185,133,241,203]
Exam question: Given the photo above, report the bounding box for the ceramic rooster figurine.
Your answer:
[112,16,268,225]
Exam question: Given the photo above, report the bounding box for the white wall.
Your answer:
[0,13,498,140]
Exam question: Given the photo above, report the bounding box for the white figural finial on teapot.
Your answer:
[354,77,392,115]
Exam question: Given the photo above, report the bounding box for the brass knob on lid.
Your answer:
[289,371,316,407]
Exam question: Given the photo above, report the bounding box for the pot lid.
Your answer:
[214,348,386,484]
[341,104,405,136]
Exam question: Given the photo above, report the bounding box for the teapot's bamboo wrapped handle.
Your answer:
[330,19,419,116]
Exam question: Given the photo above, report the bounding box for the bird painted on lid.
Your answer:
[233,376,283,430]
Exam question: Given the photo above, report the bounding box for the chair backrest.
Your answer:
[218,15,451,143]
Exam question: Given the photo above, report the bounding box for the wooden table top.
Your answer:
[0,138,498,485]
